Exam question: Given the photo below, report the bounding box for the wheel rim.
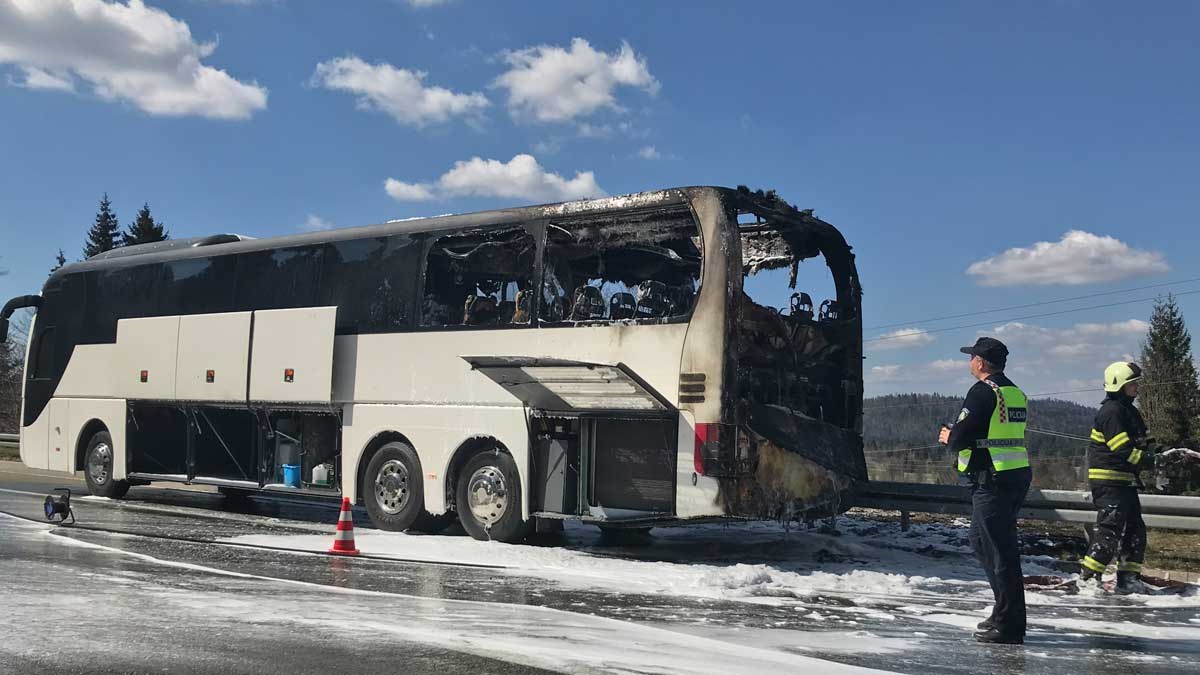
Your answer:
[374,459,411,515]
[88,443,111,486]
[466,464,508,528]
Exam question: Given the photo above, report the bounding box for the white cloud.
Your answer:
[385,154,606,203]
[12,65,74,91]
[868,365,902,381]
[929,358,962,372]
[300,214,334,232]
[636,145,661,160]
[494,38,659,123]
[967,230,1169,286]
[384,178,435,202]
[869,327,936,350]
[0,0,267,119]
[312,56,488,128]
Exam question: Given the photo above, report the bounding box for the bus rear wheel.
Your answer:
[362,441,429,532]
[83,431,130,499]
[455,450,531,543]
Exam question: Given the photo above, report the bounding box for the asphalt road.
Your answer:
[1,461,1198,674]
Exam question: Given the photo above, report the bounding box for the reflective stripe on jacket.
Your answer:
[1087,396,1150,485]
[957,380,1029,473]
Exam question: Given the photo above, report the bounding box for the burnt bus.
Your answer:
[1,186,863,542]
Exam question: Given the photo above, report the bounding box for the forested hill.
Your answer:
[863,393,1097,458]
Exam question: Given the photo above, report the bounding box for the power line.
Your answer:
[867,276,1200,331]
[866,288,1200,345]
[863,378,1198,411]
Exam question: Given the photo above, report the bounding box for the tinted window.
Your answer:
[420,226,536,328]
[163,256,237,315]
[30,327,55,379]
[542,208,702,325]
[321,235,419,333]
[234,246,324,311]
[83,264,164,343]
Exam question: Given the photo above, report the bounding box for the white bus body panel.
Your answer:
[56,344,117,397]
[250,307,336,403]
[342,403,527,515]
[20,404,49,469]
[335,323,693,518]
[116,316,180,400]
[675,411,724,518]
[21,398,127,479]
[47,399,71,472]
[176,311,252,401]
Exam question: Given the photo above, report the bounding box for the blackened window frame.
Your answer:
[536,206,705,329]
[415,222,542,332]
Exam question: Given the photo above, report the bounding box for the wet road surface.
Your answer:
[1,461,1197,674]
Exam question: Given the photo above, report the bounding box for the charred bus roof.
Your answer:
[49,186,854,287]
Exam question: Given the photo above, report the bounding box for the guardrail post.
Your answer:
[900,509,910,532]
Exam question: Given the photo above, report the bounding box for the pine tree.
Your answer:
[50,249,66,273]
[1139,294,1200,447]
[83,193,120,258]
[122,202,169,247]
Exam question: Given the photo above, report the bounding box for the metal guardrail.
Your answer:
[858,480,1200,531]
[0,432,17,449]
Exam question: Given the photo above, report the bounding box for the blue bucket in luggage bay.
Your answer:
[282,464,301,487]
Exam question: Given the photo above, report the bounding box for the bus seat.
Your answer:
[512,290,532,324]
[635,280,672,318]
[464,295,499,325]
[569,286,606,321]
[609,292,636,320]
[498,301,516,324]
[790,292,814,321]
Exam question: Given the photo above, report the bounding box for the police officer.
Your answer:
[937,337,1032,644]
[1080,362,1160,594]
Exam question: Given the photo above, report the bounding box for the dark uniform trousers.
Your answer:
[968,467,1032,636]
[1085,484,1146,569]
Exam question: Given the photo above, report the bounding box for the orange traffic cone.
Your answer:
[328,497,360,556]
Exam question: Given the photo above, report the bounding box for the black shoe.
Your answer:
[977,617,997,631]
[974,628,1024,644]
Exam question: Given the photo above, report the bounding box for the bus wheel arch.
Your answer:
[449,437,532,543]
[79,425,130,499]
[357,432,454,534]
[75,418,109,474]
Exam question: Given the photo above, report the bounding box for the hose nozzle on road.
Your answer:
[328,497,360,556]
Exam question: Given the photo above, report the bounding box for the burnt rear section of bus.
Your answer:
[720,187,865,520]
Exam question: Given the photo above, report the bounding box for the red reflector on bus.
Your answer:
[206,370,215,383]
[694,423,719,475]
[284,368,295,383]
[139,370,148,383]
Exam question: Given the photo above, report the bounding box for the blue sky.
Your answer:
[1,0,1198,402]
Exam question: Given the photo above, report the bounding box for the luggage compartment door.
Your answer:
[249,307,336,403]
[176,312,252,402]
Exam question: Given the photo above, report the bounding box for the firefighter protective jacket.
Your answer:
[1088,395,1154,485]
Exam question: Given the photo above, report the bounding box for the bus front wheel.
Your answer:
[83,431,130,499]
[455,450,531,543]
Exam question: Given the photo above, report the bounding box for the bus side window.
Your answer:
[420,227,535,328]
[541,208,702,325]
[30,326,55,379]
[322,235,418,334]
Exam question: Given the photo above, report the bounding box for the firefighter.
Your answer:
[1080,361,1160,594]
[937,337,1032,644]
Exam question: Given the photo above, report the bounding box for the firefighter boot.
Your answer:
[1115,571,1148,595]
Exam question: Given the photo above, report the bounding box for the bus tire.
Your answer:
[455,449,531,543]
[83,431,130,499]
[362,441,426,532]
